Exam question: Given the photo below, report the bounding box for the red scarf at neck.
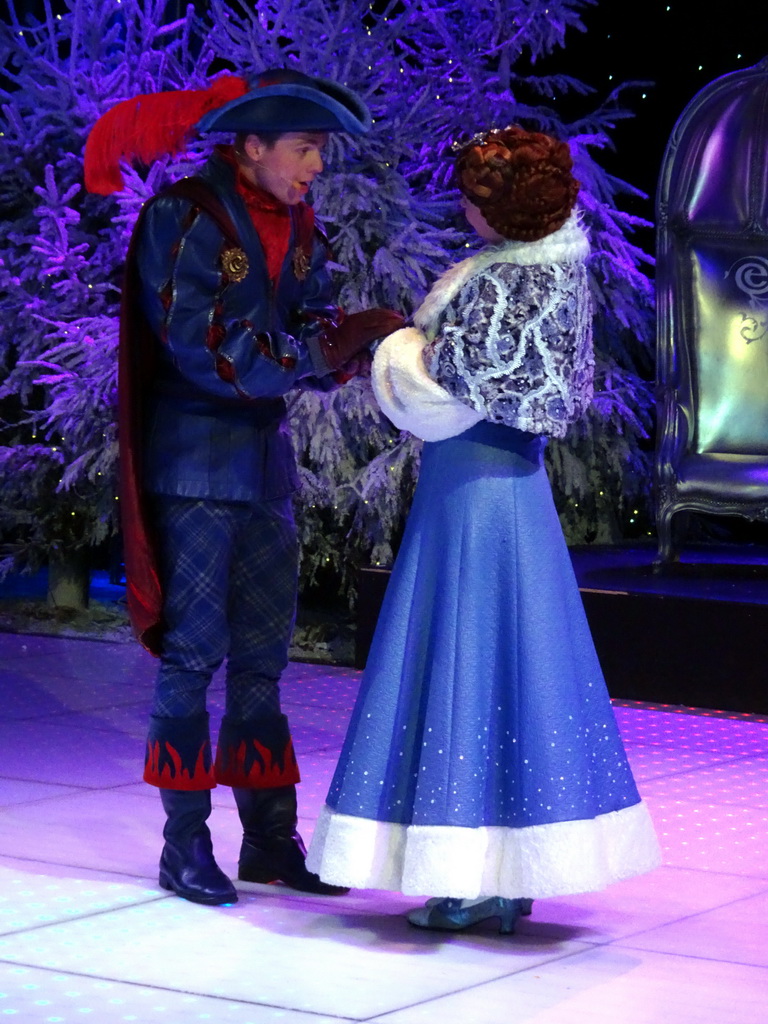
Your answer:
[220,146,292,288]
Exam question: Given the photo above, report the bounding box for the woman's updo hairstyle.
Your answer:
[455,126,579,242]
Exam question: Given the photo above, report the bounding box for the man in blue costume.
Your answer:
[86,69,401,905]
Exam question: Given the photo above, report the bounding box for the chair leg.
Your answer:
[655,502,679,565]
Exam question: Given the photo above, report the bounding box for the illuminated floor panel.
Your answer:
[0,962,343,1024]
[0,633,767,1024]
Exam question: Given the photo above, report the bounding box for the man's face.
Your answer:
[242,131,328,205]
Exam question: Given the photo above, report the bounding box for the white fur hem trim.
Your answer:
[414,212,589,337]
[371,326,483,441]
[306,800,661,899]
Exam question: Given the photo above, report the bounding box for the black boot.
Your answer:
[158,789,238,905]
[233,785,348,895]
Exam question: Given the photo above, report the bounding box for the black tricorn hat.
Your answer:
[197,68,371,135]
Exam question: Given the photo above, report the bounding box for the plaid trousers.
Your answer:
[144,496,302,790]
[150,495,298,719]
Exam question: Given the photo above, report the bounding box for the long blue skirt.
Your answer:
[308,422,660,898]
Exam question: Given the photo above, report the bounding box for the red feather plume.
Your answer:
[84,74,250,195]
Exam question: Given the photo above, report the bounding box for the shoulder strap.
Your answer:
[161,177,242,249]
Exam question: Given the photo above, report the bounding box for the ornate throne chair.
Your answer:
[655,57,768,561]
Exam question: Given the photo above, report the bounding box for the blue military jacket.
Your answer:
[136,149,336,503]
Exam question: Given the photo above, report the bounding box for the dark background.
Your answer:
[555,1,766,225]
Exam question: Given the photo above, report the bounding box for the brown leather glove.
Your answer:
[333,348,373,385]
[318,308,405,371]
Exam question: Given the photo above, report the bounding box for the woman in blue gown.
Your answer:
[307,127,660,932]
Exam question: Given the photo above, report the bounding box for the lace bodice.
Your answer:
[423,258,593,439]
[371,213,593,443]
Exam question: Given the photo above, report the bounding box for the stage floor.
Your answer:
[571,543,768,713]
[0,632,767,1023]
[570,541,768,604]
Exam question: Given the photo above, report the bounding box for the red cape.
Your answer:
[118,200,164,656]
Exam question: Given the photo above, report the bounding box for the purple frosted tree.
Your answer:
[0,0,213,587]
[0,0,654,603]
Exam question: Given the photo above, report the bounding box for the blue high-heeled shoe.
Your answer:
[407,896,530,934]
[424,896,533,916]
